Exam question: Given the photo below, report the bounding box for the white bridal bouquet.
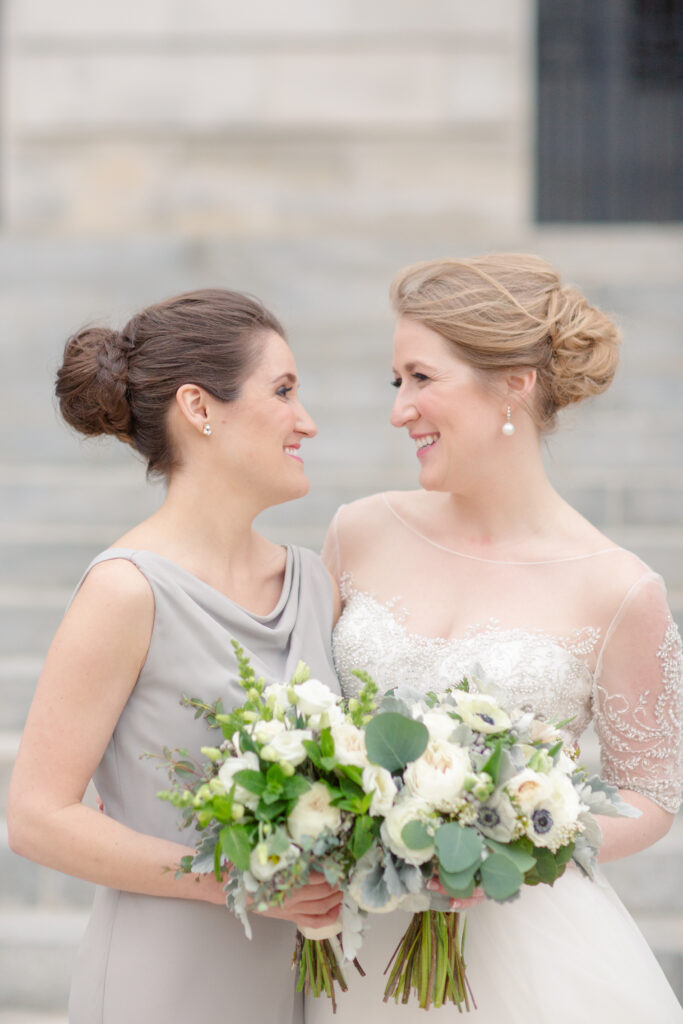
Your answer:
[154,651,638,1013]
[350,673,640,1010]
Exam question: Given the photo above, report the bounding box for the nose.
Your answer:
[390,386,417,429]
[295,399,318,439]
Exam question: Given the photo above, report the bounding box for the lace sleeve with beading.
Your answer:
[593,574,683,813]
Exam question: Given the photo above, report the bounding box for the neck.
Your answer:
[441,441,562,549]
[142,468,271,571]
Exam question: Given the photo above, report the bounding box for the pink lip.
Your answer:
[410,432,440,460]
[285,445,303,464]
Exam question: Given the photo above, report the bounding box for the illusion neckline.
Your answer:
[102,545,294,622]
[382,493,624,566]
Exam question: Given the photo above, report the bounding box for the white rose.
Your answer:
[307,703,346,732]
[361,764,398,816]
[529,719,563,744]
[263,682,292,716]
[454,693,511,734]
[381,795,435,866]
[252,718,286,744]
[293,678,338,717]
[218,751,261,810]
[249,841,300,882]
[506,768,552,813]
[403,738,471,813]
[330,722,369,767]
[260,728,313,767]
[287,781,342,846]
[422,710,458,742]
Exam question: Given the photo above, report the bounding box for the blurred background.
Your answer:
[1,1,682,1018]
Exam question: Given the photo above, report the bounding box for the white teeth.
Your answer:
[284,447,299,455]
[414,434,439,450]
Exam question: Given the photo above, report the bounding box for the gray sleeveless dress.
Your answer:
[67,545,338,1024]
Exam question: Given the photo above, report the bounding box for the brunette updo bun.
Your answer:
[56,289,284,475]
[390,253,621,430]
[56,326,135,441]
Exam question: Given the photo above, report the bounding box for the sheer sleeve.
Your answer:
[593,573,682,813]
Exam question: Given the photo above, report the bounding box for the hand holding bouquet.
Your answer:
[154,644,379,1011]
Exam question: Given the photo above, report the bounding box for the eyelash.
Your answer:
[276,385,293,398]
[391,373,429,388]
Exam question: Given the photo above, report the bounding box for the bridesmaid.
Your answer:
[8,289,342,1024]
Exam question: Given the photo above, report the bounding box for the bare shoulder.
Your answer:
[69,556,155,623]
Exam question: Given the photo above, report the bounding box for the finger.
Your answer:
[289,892,343,916]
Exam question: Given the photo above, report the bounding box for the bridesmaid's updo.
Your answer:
[390,253,621,431]
[56,289,284,475]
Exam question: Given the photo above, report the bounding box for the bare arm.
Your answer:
[8,559,340,927]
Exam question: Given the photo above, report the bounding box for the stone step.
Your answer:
[0,908,86,1015]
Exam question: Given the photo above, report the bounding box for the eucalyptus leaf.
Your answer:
[480,852,524,900]
[438,862,478,898]
[484,838,537,873]
[434,823,484,873]
[401,820,433,851]
[365,713,429,772]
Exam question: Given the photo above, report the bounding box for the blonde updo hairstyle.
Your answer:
[55,289,285,476]
[390,253,621,431]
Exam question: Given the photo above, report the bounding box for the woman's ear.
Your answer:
[504,368,537,408]
[175,384,211,434]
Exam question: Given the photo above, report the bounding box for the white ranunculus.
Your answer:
[249,841,300,882]
[506,768,552,813]
[217,751,261,810]
[330,722,369,767]
[381,795,435,866]
[524,769,582,851]
[293,678,338,717]
[361,764,398,816]
[421,711,458,742]
[403,738,471,812]
[252,718,286,744]
[475,788,519,842]
[260,728,313,767]
[263,682,292,716]
[287,781,342,846]
[453,693,511,734]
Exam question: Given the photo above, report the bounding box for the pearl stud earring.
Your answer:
[202,424,212,436]
[502,406,515,436]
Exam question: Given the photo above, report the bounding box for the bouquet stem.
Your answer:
[293,932,365,1014]
[383,911,474,1011]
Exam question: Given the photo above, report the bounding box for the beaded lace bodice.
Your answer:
[325,492,683,814]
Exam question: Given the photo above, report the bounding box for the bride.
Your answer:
[311,254,682,1021]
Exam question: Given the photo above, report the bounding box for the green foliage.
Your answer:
[481,740,503,784]
[480,853,524,900]
[220,824,251,871]
[438,863,478,899]
[434,823,484,873]
[349,815,378,861]
[365,712,429,772]
[484,838,537,873]
[401,820,433,851]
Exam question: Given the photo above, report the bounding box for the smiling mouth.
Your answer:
[284,446,303,463]
[413,433,439,457]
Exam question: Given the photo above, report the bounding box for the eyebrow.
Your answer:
[392,361,436,375]
[271,372,298,385]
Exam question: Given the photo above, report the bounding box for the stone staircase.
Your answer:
[1,232,682,1016]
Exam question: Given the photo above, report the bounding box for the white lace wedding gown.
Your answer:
[307,492,683,1024]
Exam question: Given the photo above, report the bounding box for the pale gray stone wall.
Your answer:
[1,1,682,1015]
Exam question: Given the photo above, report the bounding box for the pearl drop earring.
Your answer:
[502,406,515,436]
[202,424,212,436]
